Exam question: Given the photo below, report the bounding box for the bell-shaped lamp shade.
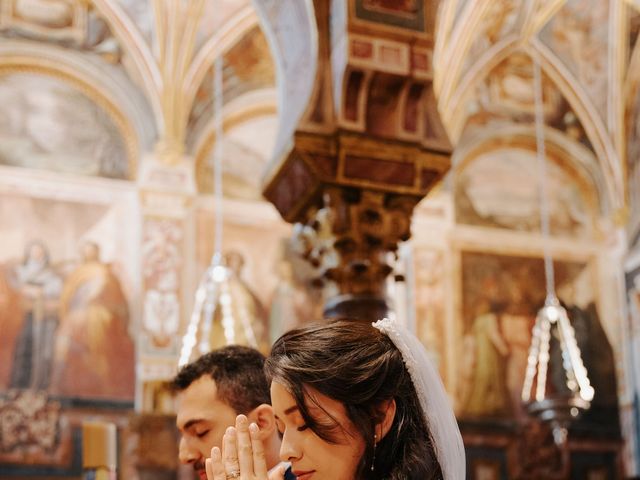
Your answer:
[521,296,594,431]
[178,258,268,367]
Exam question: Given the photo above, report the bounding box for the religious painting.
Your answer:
[481,53,563,117]
[0,189,137,401]
[455,147,592,237]
[194,204,322,348]
[457,251,617,425]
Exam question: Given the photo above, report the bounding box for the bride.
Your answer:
[206,318,465,480]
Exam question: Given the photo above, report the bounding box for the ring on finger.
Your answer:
[226,470,241,479]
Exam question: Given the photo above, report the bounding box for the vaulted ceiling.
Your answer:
[434,0,640,238]
[2,0,639,236]
[0,0,277,193]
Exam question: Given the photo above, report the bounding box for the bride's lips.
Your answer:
[292,470,315,479]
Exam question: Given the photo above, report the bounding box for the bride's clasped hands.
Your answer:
[205,414,284,480]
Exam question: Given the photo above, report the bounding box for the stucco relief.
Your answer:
[141,218,183,352]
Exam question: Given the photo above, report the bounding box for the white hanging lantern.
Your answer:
[178,57,265,367]
[520,57,594,444]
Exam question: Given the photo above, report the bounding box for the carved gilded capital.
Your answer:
[258,0,451,317]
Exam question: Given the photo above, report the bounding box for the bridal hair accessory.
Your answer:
[372,318,465,480]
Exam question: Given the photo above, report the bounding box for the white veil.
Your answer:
[372,318,465,480]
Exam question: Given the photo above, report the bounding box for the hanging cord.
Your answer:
[178,55,225,366]
[533,57,556,304]
[212,55,224,266]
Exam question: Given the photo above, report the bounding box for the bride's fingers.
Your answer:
[223,427,241,477]
[249,422,269,479]
[236,415,255,476]
[207,447,226,480]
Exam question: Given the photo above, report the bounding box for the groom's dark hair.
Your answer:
[170,345,270,414]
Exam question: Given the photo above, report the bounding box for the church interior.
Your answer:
[0,0,639,478]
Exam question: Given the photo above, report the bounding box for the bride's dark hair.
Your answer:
[265,320,443,480]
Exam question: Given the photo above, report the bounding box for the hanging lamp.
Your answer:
[520,56,594,445]
[178,57,266,367]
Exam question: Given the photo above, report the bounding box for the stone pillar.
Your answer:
[255,0,451,320]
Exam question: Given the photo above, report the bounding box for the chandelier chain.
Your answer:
[213,55,224,265]
[533,57,556,303]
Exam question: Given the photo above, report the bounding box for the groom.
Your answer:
[171,346,293,479]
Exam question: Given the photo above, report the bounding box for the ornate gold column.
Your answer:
[255,0,451,319]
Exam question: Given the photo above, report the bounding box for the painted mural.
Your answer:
[0,189,137,473]
[458,251,618,428]
[0,192,136,401]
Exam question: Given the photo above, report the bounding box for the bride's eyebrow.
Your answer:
[275,405,299,420]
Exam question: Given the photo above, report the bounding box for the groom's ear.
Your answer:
[375,399,397,440]
[247,404,276,440]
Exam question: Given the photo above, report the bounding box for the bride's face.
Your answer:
[271,381,365,480]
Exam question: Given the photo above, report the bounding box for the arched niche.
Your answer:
[452,126,604,238]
